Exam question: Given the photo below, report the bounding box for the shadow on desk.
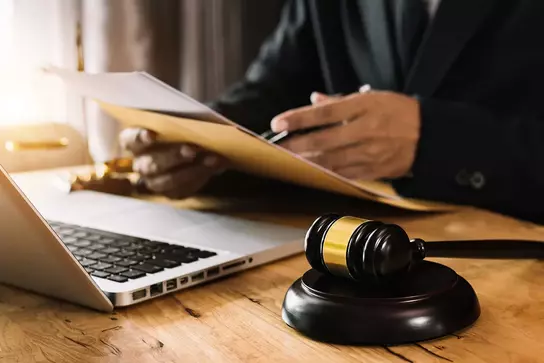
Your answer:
[180,171,451,226]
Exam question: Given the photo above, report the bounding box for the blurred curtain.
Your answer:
[81,0,285,162]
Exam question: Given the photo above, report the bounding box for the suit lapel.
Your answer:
[352,0,400,91]
[404,0,495,96]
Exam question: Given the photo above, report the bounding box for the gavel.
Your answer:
[304,214,544,281]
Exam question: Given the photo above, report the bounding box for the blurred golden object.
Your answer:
[4,138,69,152]
[66,163,134,196]
[0,123,90,173]
[104,157,134,173]
[64,158,148,196]
[68,172,134,196]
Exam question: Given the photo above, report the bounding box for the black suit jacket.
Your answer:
[209,0,544,223]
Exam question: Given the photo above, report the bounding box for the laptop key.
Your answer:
[126,236,149,243]
[147,241,170,249]
[85,235,102,242]
[73,240,92,248]
[140,246,161,255]
[73,248,93,257]
[154,253,198,264]
[132,264,164,274]
[58,228,76,236]
[107,275,128,283]
[92,271,111,279]
[179,256,198,263]
[85,267,95,273]
[87,252,107,260]
[101,247,120,254]
[169,250,201,263]
[184,247,200,253]
[99,256,122,264]
[114,250,136,258]
[51,225,64,233]
[111,240,131,248]
[62,237,78,245]
[121,270,147,279]
[79,259,97,267]
[160,245,177,252]
[132,254,151,262]
[124,244,144,252]
[148,259,180,269]
[66,245,79,253]
[92,262,113,271]
[87,243,106,251]
[171,247,192,255]
[104,266,128,275]
[140,240,162,247]
[100,237,116,245]
[116,259,138,267]
[72,232,88,238]
[196,251,217,258]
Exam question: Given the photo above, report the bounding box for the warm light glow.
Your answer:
[0,0,68,126]
[0,0,13,55]
[94,164,109,179]
[4,141,15,152]
[59,137,70,147]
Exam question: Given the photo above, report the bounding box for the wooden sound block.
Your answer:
[281,261,480,345]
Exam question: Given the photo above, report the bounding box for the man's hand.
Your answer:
[270,90,421,180]
[119,128,226,199]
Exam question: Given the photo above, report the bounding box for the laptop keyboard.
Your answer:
[48,221,217,284]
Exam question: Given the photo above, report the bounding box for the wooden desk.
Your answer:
[1,172,544,362]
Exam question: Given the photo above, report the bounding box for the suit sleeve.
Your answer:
[392,97,544,222]
[207,0,326,134]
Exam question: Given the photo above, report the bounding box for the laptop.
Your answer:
[0,165,306,312]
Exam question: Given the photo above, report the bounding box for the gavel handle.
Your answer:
[424,240,544,259]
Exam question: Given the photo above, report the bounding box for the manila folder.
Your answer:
[51,68,455,212]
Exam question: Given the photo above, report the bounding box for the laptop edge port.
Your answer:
[207,267,220,277]
[222,260,246,271]
[166,279,177,291]
[132,289,147,301]
[150,283,164,297]
[191,272,205,281]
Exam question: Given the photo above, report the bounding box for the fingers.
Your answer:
[304,143,376,171]
[119,128,157,155]
[306,140,410,180]
[271,92,368,133]
[280,119,363,154]
[334,164,377,181]
[143,163,221,199]
[133,144,199,176]
[307,142,387,173]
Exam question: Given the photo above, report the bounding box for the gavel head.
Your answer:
[304,214,426,281]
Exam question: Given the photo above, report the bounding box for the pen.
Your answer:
[263,84,372,144]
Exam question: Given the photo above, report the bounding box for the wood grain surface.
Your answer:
[1,171,543,363]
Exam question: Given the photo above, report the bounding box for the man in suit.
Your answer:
[120,0,544,223]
